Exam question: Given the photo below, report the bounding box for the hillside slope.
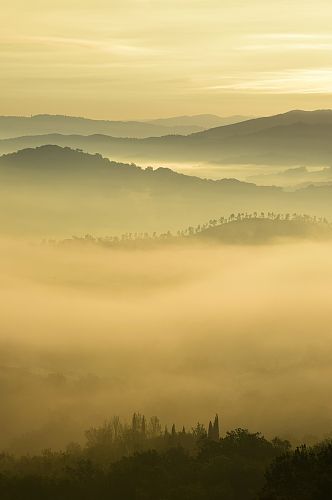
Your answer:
[0,114,203,140]
[1,145,332,237]
[1,110,332,165]
[194,217,332,244]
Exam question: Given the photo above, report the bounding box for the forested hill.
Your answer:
[0,145,277,196]
[1,145,332,237]
[60,214,332,248]
[194,215,332,244]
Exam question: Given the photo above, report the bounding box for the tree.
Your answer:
[148,416,162,438]
[259,443,332,499]
[132,413,138,433]
[208,421,213,440]
[192,422,207,441]
[213,414,220,441]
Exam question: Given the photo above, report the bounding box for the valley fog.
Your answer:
[1,238,332,453]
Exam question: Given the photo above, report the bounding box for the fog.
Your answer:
[126,159,275,182]
[1,237,332,453]
[131,158,332,188]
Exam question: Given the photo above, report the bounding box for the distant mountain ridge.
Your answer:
[0,114,201,139]
[1,110,332,166]
[0,113,251,140]
[144,114,251,128]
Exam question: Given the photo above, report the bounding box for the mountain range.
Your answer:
[0,114,250,140]
[0,110,331,166]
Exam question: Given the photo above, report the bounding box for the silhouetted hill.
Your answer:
[1,145,332,236]
[194,217,332,244]
[1,110,332,165]
[193,109,332,140]
[0,114,204,140]
[63,215,332,249]
[248,165,332,188]
[0,145,276,194]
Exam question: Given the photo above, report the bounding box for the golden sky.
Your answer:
[2,0,332,119]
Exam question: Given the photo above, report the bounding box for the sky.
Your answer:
[2,0,332,119]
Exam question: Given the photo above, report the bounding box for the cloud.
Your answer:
[241,43,332,52]
[0,35,160,58]
[252,33,332,40]
[204,68,332,94]
[240,33,332,52]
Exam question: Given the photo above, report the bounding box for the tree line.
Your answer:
[48,212,329,247]
[1,412,329,499]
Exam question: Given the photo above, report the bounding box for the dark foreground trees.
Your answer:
[0,426,291,500]
[259,442,332,500]
[0,415,331,500]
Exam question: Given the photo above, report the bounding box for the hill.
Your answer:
[248,165,332,188]
[194,216,332,244]
[0,114,252,140]
[1,110,332,166]
[62,215,332,248]
[1,145,332,237]
[0,145,279,197]
[0,114,204,140]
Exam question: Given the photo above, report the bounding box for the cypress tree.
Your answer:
[213,414,220,441]
[208,421,213,440]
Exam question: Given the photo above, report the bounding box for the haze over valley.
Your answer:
[0,137,332,455]
[2,1,332,498]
